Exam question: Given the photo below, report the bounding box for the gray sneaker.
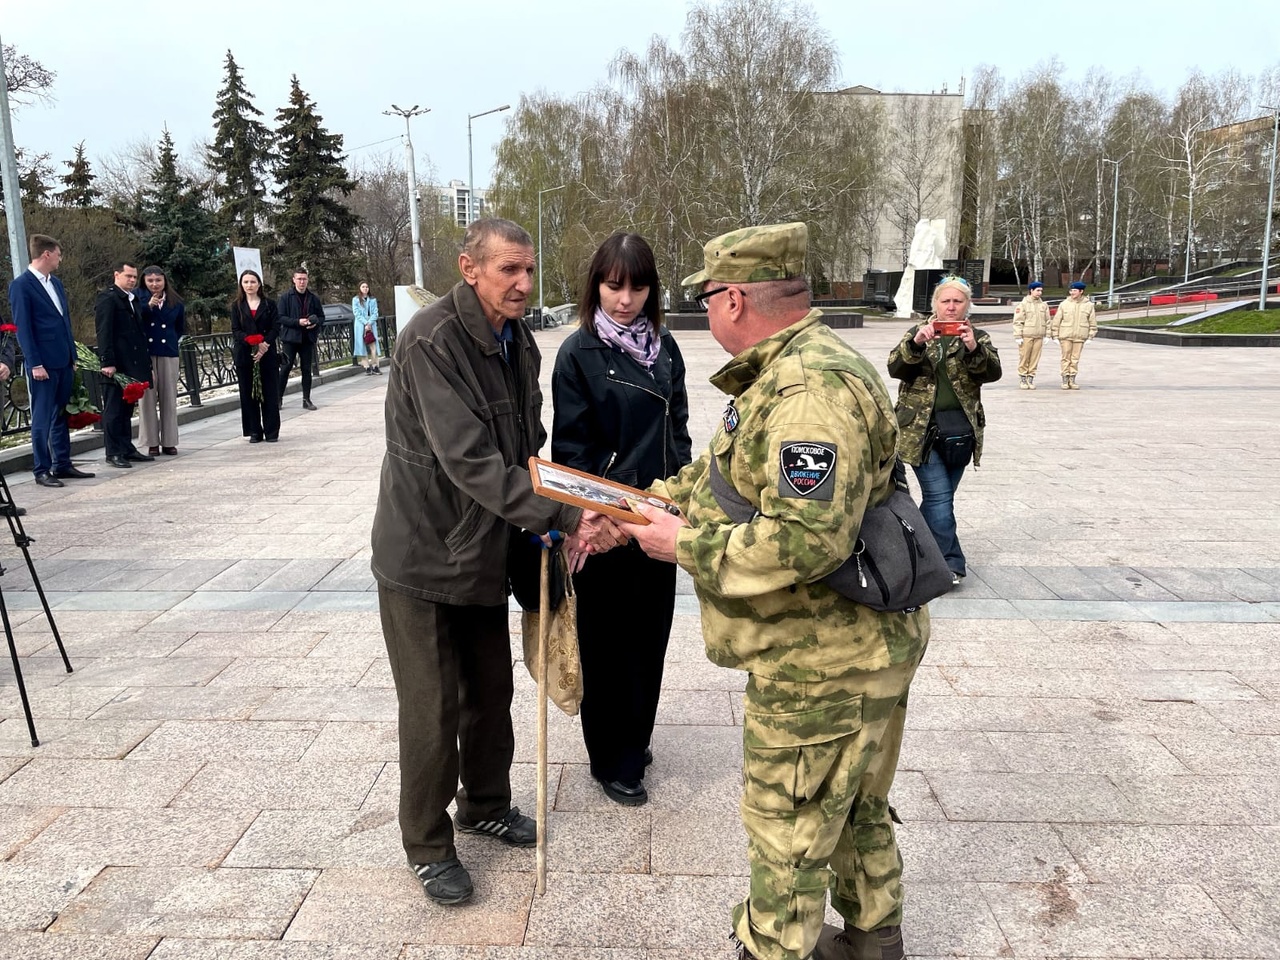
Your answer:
[454,805,536,847]
[411,857,473,905]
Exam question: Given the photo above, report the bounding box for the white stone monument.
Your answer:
[893,219,948,318]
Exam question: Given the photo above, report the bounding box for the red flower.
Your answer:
[67,411,102,430]
[122,381,149,404]
[0,323,16,334]
[245,334,265,346]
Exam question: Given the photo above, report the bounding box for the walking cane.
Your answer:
[535,543,550,895]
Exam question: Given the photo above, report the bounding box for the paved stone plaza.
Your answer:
[1,317,1278,960]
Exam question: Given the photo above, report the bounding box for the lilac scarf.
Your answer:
[594,307,660,369]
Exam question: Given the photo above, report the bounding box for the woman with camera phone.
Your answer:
[887,276,1001,585]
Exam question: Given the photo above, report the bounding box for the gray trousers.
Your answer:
[378,585,516,864]
[138,355,179,448]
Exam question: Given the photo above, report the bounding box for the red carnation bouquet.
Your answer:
[245,335,266,401]
[65,342,103,430]
[75,341,150,405]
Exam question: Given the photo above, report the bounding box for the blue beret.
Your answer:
[1069,281,1086,290]
[1028,281,1043,290]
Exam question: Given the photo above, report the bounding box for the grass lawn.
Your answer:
[1102,311,1280,334]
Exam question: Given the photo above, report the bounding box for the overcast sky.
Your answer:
[4,0,1279,192]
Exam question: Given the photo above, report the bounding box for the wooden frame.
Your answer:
[528,457,677,525]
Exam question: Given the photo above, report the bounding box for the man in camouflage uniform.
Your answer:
[1012,281,1050,390]
[1050,281,1097,390]
[621,223,929,960]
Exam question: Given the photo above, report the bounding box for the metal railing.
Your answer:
[0,316,399,441]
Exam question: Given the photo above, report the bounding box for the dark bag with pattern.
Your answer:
[707,455,951,613]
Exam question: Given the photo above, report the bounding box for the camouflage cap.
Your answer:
[681,222,808,287]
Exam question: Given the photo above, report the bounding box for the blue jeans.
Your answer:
[912,447,967,575]
[29,364,74,478]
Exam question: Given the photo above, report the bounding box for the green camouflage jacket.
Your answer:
[652,311,930,680]
[887,321,1002,468]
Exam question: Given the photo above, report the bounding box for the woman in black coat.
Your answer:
[230,270,282,443]
[551,232,692,807]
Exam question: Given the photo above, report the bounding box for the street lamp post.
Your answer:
[467,104,510,225]
[383,104,429,288]
[0,38,29,279]
[1260,105,1280,310]
[537,184,566,317]
[1102,158,1121,308]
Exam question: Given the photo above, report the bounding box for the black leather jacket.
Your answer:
[551,325,693,491]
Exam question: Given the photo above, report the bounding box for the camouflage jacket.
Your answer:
[1051,295,1097,341]
[1012,295,1051,337]
[651,311,929,680]
[886,321,1002,468]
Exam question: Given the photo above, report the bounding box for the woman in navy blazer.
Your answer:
[138,266,186,455]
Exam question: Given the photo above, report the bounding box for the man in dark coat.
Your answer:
[6,234,95,486]
[94,262,154,468]
[276,267,323,410]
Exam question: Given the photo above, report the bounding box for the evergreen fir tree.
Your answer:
[207,51,271,247]
[55,141,100,207]
[268,75,359,292]
[139,129,230,327]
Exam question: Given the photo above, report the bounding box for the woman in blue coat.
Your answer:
[138,266,186,455]
[353,282,381,375]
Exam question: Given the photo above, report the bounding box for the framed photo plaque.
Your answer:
[528,457,678,525]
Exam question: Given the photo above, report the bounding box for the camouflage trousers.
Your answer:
[732,654,922,960]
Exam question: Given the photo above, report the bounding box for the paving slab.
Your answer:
[48,865,318,939]
[3,325,1279,957]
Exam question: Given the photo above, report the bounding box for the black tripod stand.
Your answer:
[1,469,72,746]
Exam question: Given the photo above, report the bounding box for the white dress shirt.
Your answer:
[27,265,64,315]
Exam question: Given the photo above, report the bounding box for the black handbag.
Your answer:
[707,455,952,613]
[931,408,974,469]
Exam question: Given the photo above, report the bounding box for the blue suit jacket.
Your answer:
[8,269,75,371]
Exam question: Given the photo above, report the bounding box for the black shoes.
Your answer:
[813,923,905,960]
[644,747,653,767]
[1,504,26,517]
[126,450,155,462]
[249,435,263,444]
[161,447,177,456]
[453,805,537,847]
[411,858,473,905]
[34,474,65,487]
[106,456,132,468]
[265,436,278,443]
[302,399,317,411]
[597,778,648,806]
[54,466,96,479]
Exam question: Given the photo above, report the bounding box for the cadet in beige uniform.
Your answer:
[1050,281,1097,390]
[1012,281,1050,390]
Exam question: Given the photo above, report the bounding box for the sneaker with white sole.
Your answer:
[453,805,536,847]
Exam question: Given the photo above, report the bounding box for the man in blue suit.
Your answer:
[7,234,96,487]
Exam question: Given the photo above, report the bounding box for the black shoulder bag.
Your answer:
[707,453,952,613]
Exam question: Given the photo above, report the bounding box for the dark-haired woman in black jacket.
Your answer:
[230,270,282,443]
[551,232,692,808]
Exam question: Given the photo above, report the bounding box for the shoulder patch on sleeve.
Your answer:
[779,441,837,500]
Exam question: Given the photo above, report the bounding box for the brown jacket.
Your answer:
[371,280,577,605]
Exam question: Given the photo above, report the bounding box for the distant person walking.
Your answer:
[353,282,381,375]
[1012,281,1050,390]
[138,266,186,455]
[1051,281,1097,390]
[277,267,322,410]
[230,270,282,443]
